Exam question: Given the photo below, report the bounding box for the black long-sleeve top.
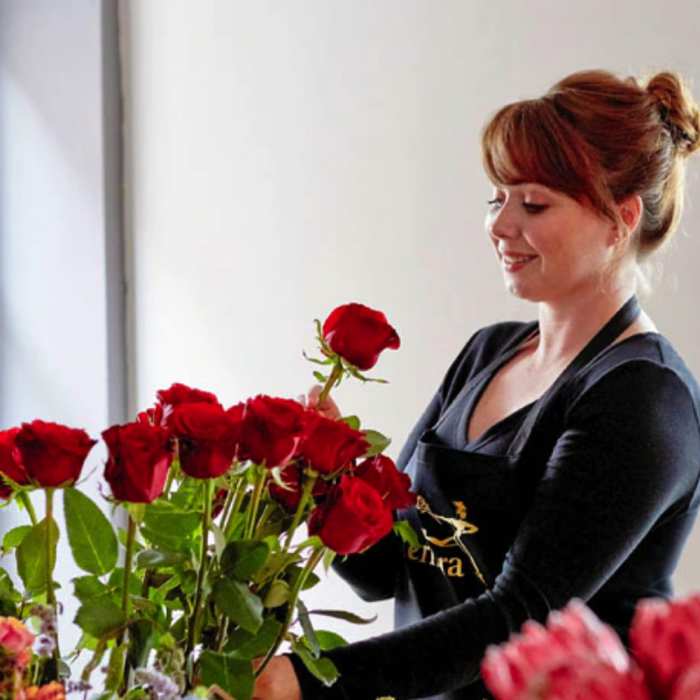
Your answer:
[291,321,700,700]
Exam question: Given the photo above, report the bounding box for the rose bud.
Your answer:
[0,428,30,499]
[0,616,35,655]
[355,454,416,510]
[308,475,393,555]
[630,593,700,698]
[170,403,241,479]
[322,303,400,371]
[14,420,97,489]
[239,395,306,469]
[299,411,369,475]
[156,382,221,426]
[102,422,173,503]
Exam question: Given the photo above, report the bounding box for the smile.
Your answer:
[501,254,537,271]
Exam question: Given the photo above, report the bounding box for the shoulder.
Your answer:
[570,333,700,420]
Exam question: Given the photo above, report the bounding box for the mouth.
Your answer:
[500,253,537,272]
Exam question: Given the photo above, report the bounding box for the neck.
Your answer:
[532,278,637,367]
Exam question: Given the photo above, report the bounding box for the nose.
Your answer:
[487,203,520,241]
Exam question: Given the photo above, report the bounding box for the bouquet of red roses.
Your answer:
[481,594,700,700]
[0,303,415,700]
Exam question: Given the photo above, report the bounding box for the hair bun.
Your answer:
[646,72,700,157]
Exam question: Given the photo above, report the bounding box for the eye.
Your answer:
[487,198,504,209]
[523,202,548,214]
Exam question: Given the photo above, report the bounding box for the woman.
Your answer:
[254,69,700,700]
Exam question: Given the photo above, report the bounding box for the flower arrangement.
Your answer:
[481,593,700,700]
[0,303,416,700]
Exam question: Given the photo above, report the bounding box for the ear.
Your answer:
[610,196,643,245]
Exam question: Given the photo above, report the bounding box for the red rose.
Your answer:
[630,593,700,698]
[268,463,328,513]
[239,395,306,468]
[102,422,173,503]
[307,475,393,554]
[0,428,29,499]
[482,601,633,700]
[355,454,416,510]
[322,303,400,371]
[14,420,97,488]
[136,404,164,427]
[156,382,221,426]
[299,412,369,474]
[171,403,242,479]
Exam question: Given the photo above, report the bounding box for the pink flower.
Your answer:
[672,665,700,700]
[482,601,633,700]
[630,593,700,699]
[0,616,34,656]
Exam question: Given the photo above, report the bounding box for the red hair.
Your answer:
[481,70,700,258]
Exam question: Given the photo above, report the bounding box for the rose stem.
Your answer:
[186,478,214,659]
[223,476,247,541]
[244,465,267,540]
[256,544,326,677]
[45,488,61,661]
[317,362,343,407]
[281,471,318,554]
[18,492,38,526]
[120,514,137,627]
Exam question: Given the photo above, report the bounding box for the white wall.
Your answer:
[0,0,124,650]
[121,0,700,639]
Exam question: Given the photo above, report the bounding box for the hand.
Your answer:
[303,384,342,421]
[252,656,302,700]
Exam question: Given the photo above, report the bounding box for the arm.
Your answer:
[292,362,700,700]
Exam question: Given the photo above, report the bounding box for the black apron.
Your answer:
[397,297,641,700]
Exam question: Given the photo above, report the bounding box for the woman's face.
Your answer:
[485,182,619,303]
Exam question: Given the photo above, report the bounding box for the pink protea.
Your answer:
[482,601,634,700]
[630,593,700,699]
[672,666,700,700]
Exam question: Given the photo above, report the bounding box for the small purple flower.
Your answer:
[134,667,181,700]
[34,633,56,657]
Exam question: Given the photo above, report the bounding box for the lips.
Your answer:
[500,252,537,272]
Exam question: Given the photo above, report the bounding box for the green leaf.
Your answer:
[305,608,378,625]
[212,577,263,634]
[315,630,348,651]
[226,617,283,659]
[290,638,339,686]
[16,517,59,592]
[297,599,319,657]
[64,488,119,575]
[2,525,31,553]
[141,501,201,551]
[393,519,421,549]
[262,579,290,608]
[313,371,328,383]
[362,429,391,457]
[73,575,108,603]
[135,548,188,569]
[220,540,270,581]
[74,598,126,638]
[340,415,361,430]
[199,651,254,700]
[126,619,156,671]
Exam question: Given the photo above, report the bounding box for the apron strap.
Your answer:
[509,295,641,454]
[435,320,538,430]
